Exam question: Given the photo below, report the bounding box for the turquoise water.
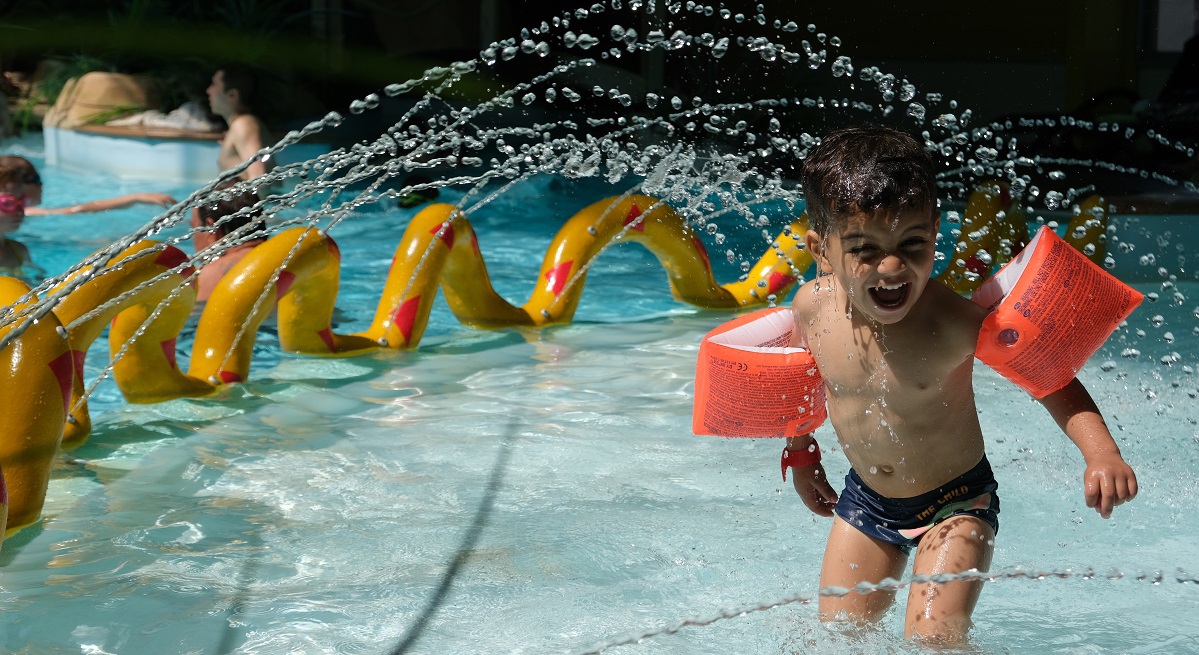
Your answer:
[1,134,1198,655]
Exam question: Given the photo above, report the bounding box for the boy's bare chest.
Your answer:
[808,323,959,397]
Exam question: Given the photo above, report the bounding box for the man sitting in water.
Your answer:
[206,66,272,180]
[0,155,176,216]
[782,125,1137,646]
[191,185,269,302]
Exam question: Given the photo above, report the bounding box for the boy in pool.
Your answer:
[191,184,269,302]
[783,126,1138,645]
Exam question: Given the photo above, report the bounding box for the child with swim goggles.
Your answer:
[783,126,1137,645]
[0,167,37,280]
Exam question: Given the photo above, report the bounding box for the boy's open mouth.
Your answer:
[869,282,910,309]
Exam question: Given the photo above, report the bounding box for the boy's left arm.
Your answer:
[1038,377,1138,518]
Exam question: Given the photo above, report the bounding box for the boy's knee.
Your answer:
[819,589,896,624]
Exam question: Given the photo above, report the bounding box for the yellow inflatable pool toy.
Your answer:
[6,194,816,451]
[1064,194,1108,266]
[938,181,1109,294]
[937,181,1029,294]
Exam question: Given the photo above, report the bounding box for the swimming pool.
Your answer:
[4,3,1199,650]
[1,130,1196,654]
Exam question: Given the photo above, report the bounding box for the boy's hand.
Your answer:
[790,463,838,517]
[1083,452,1138,518]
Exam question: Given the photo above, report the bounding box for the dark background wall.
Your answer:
[360,0,1169,121]
[0,0,1190,129]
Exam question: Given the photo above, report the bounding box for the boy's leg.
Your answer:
[904,515,995,645]
[819,516,908,623]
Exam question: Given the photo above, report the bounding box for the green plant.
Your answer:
[79,103,145,125]
[33,52,118,106]
[3,53,118,134]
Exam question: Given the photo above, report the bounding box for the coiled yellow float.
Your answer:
[937,181,1029,294]
[1,194,812,507]
[1065,194,1108,265]
[938,182,1108,294]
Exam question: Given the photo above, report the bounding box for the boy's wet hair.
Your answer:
[199,187,267,240]
[801,125,936,235]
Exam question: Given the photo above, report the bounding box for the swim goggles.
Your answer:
[0,194,29,214]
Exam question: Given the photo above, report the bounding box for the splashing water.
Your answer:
[1,2,1198,654]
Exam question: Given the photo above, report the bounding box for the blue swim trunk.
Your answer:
[834,456,1000,555]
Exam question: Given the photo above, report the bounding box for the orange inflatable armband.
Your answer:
[971,226,1143,398]
[692,307,827,437]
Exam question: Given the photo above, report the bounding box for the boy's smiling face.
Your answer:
[807,206,940,325]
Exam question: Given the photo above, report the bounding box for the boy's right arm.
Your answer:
[786,282,837,515]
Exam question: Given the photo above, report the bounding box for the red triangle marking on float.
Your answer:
[275,270,297,300]
[429,222,455,250]
[545,261,573,296]
[317,327,336,352]
[71,350,87,382]
[767,272,797,294]
[471,231,480,255]
[154,245,188,270]
[160,338,178,370]
[691,236,711,270]
[327,237,342,261]
[624,204,645,232]
[47,351,75,417]
[964,255,989,279]
[218,370,243,384]
[390,295,422,344]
